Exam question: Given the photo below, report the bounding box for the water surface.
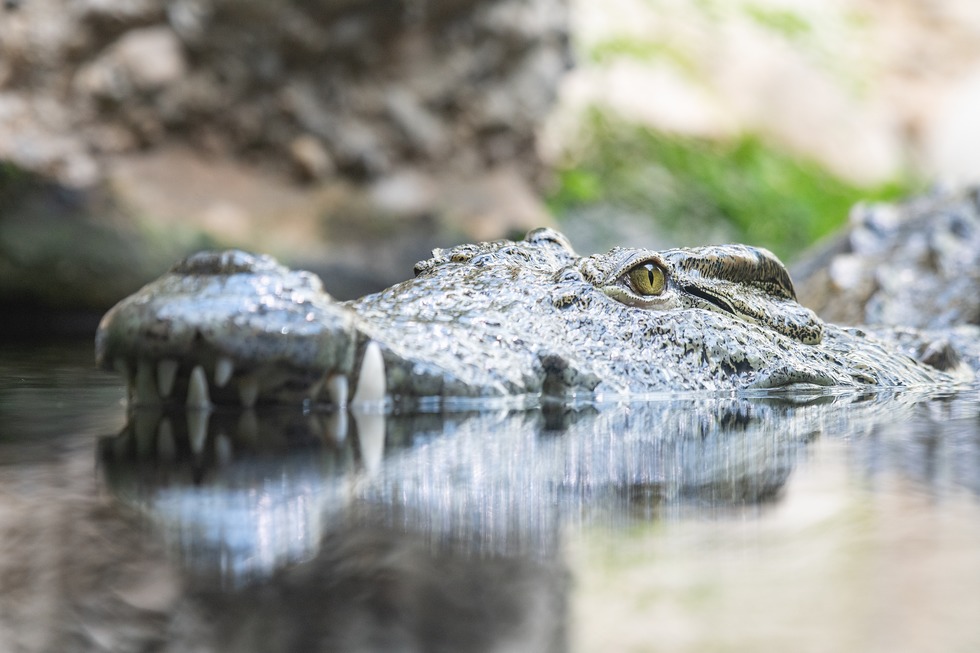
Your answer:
[2,341,979,652]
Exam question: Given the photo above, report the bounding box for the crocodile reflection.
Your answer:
[98,394,916,582]
[852,392,980,496]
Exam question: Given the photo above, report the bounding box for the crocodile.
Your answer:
[794,185,980,329]
[95,228,978,411]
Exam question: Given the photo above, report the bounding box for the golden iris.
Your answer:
[627,263,666,296]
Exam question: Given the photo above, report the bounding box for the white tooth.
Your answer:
[157,418,176,462]
[352,341,386,405]
[135,359,159,406]
[352,412,385,475]
[214,357,234,388]
[157,359,178,398]
[238,374,259,408]
[325,410,347,443]
[187,410,209,456]
[327,374,348,408]
[187,365,211,408]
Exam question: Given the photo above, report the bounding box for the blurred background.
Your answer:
[2,0,980,334]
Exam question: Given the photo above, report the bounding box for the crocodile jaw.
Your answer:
[95,250,372,410]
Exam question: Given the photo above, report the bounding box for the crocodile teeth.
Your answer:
[187,365,211,408]
[238,374,259,408]
[157,359,178,398]
[135,359,159,406]
[352,341,386,405]
[326,374,348,408]
[353,412,385,475]
[325,409,347,443]
[187,410,209,456]
[214,357,234,388]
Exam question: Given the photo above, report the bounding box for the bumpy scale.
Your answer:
[96,229,977,410]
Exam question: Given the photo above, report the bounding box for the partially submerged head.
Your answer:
[95,228,949,409]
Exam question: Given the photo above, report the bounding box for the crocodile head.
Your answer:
[95,228,951,411]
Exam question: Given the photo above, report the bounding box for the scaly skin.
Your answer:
[95,228,976,410]
[794,186,980,328]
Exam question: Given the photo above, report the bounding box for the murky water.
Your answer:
[3,341,980,652]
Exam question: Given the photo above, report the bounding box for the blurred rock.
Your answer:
[0,0,570,332]
[79,0,161,25]
[2,0,570,184]
[75,27,187,99]
[289,135,334,181]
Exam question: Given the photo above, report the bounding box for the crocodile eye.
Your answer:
[626,263,666,296]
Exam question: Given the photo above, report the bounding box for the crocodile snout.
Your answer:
[96,250,377,409]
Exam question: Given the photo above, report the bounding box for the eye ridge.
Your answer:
[625,262,666,296]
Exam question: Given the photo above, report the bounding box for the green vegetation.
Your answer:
[588,38,699,76]
[741,3,812,40]
[547,112,918,259]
